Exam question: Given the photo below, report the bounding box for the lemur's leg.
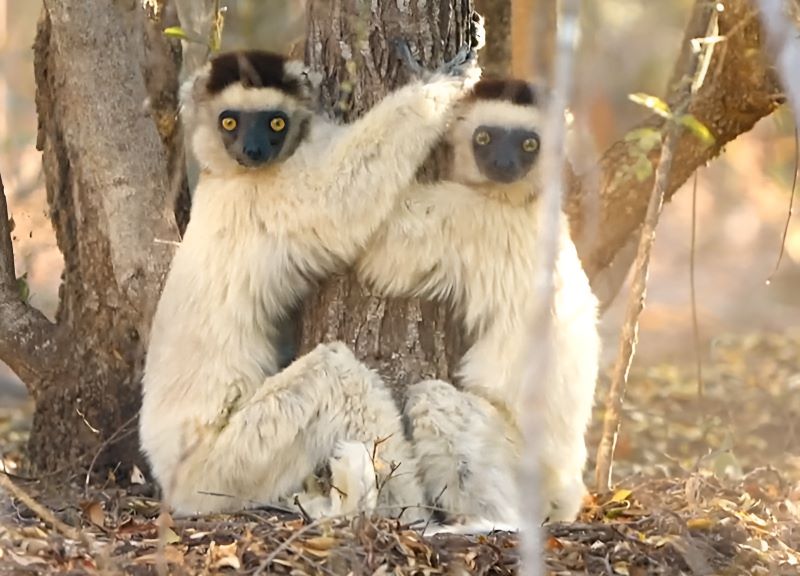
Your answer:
[166,343,424,520]
[536,318,598,523]
[404,379,520,527]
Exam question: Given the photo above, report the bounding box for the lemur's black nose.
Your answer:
[494,158,514,169]
[244,147,266,162]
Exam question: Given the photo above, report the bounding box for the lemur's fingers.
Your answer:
[392,38,425,77]
[470,11,487,52]
[438,43,472,77]
[394,34,481,86]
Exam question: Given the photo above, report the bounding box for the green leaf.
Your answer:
[163,26,191,41]
[629,92,672,119]
[610,488,633,503]
[163,26,206,46]
[624,127,662,153]
[633,155,654,182]
[678,114,715,146]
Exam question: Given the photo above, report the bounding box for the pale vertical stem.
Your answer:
[757,0,800,278]
[0,0,7,145]
[520,1,581,575]
[756,0,800,124]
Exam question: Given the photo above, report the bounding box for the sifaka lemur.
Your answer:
[139,45,482,518]
[357,78,600,526]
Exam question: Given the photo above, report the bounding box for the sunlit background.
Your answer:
[2,1,799,462]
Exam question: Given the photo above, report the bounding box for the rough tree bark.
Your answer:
[300,0,473,393]
[474,0,511,76]
[17,0,182,475]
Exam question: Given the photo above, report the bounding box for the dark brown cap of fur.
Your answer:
[206,50,302,96]
[469,78,541,106]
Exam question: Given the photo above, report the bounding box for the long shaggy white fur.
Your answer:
[357,98,600,525]
[140,55,477,518]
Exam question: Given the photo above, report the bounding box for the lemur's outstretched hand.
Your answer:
[393,10,484,82]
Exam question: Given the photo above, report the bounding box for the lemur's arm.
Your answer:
[356,189,453,298]
[299,39,481,262]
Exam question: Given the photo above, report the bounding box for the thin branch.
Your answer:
[594,3,718,494]
[768,124,799,283]
[690,172,704,398]
[0,172,61,387]
[0,472,83,541]
[83,411,140,497]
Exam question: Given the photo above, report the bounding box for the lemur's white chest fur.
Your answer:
[371,182,598,416]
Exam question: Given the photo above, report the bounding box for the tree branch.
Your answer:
[0,172,61,388]
[570,0,782,286]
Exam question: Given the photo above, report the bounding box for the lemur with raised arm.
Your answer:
[140,44,481,517]
[357,78,600,525]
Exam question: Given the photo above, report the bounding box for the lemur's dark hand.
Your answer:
[392,38,425,77]
[393,10,484,80]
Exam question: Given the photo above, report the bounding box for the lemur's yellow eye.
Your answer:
[220,116,237,131]
[522,137,539,152]
[475,130,491,146]
[270,117,286,132]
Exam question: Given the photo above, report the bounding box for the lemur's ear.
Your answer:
[283,60,322,106]
[468,78,547,107]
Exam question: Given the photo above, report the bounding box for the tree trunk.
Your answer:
[300,0,473,396]
[475,0,510,76]
[511,0,555,81]
[22,0,181,476]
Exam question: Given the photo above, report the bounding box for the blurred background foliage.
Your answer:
[1,0,798,402]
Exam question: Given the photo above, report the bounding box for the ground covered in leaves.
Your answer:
[1,330,800,574]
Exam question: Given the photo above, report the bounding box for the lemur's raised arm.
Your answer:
[357,78,600,526]
[140,37,483,518]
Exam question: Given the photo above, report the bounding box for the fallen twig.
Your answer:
[0,471,82,541]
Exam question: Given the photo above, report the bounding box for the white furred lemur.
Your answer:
[140,45,481,517]
[357,79,600,525]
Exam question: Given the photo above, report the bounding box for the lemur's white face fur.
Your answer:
[446,79,544,198]
[180,51,319,176]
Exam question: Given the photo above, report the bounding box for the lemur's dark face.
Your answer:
[183,49,318,175]
[471,125,540,183]
[445,80,545,190]
[218,109,291,167]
